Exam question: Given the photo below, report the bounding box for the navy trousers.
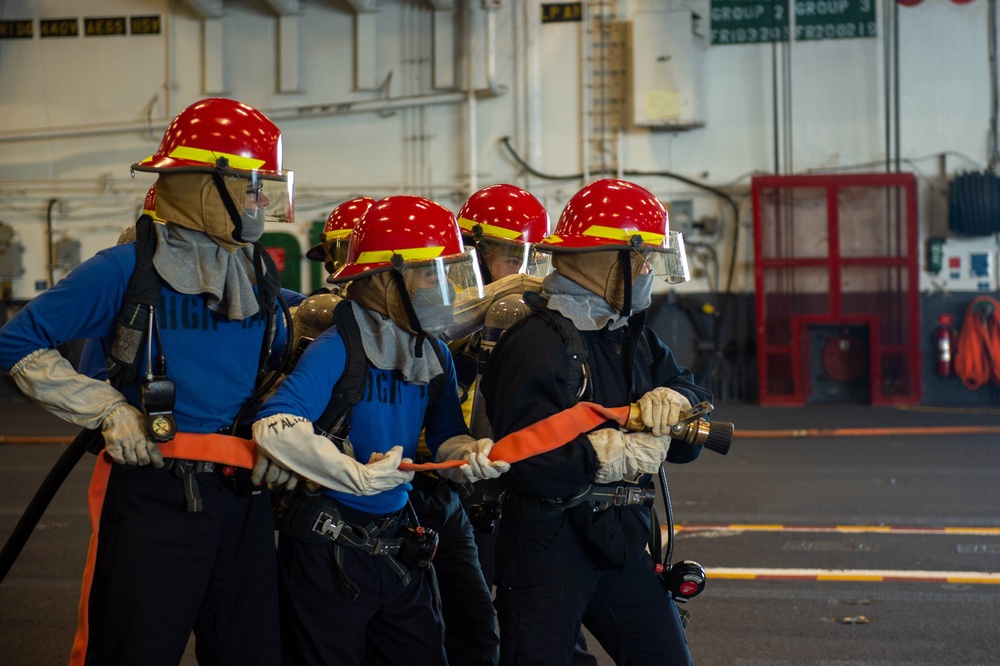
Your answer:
[86,464,282,666]
[411,473,501,666]
[493,511,693,666]
[277,515,448,666]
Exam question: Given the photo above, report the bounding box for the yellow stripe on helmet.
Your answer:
[142,145,267,170]
[582,225,665,245]
[355,246,446,264]
[322,229,352,242]
[457,217,523,241]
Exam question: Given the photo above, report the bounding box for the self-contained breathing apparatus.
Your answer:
[111,216,288,507]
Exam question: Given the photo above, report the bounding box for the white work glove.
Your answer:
[587,428,671,484]
[11,348,163,467]
[253,413,414,495]
[637,387,692,436]
[435,435,511,485]
[101,402,164,467]
[251,447,299,491]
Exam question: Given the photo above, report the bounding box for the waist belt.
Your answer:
[159,432,259,512]
[280,491,437,594]
[310,505,406,557]
[505,483,655,520]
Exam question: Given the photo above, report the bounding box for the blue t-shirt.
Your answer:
[0,244,288,436]
[258,325,469,514]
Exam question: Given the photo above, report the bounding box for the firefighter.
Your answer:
[410,183,553,666]
[252,195,509,666]
[445,185,551,343]
[0,97,295,665]
[305,196,376,277]
[480,178,713,665]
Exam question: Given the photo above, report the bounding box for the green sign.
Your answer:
[710,0,789,45]
[794,0,876,41]
[711,0,875,44]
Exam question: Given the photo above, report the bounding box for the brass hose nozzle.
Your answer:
[626,401,733,456]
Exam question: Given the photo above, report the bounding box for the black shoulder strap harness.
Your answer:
[105,215,282,394]
[521,290,592,405]
[312,300,449,441]
[518,290,652,407]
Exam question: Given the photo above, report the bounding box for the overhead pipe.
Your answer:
[266,90,468,120]
[0,90,472,144]
[464,0,511,196]
[0,118,173,143]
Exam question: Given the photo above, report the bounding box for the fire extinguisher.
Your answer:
[936,313,957,377]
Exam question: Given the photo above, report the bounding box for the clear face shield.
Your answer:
[480,239,553,280]
[323,237,352,275]
[400,248,486,336]
[634,230,690,284]
[528,248,553,278]
[232,170,295,226]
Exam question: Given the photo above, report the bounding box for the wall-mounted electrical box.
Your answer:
[931,237,999,292]
[629,10,706,130]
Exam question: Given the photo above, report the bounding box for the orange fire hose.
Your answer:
[954,295,1000,390]
[399,402,634,471]
[69,432,257,666]
[6,409,998,454]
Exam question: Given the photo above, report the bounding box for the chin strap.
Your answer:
[471,225,495,286]
[210,159,246,242]
[389,257,427,358]
[618,249,632,317]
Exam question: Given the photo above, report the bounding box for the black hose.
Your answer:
[658,464,675,569]
[0,428,102,583]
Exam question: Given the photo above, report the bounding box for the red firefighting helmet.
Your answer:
[131,97,294,224]
[457,184,552,280]
[141,185,166,223]
[329,195,485,337]
[540,178,689,283]
[457,184,550,245]
[329,195,480,289]
[306,197,376,274]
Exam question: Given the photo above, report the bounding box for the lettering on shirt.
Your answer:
[157,294,267,331]
[365,368,404,405]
